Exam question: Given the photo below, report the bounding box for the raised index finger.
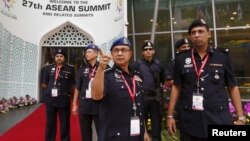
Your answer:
[98,48,104,56]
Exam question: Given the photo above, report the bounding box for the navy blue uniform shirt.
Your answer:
[76,63,100,115]
[135,58,165,92]
[98,64,145,141]
[165,59,175,81]
[174,47,237,138]
[42,64,75,108]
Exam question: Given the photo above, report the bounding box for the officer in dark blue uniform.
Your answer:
[72,43,101,141]
[164,38,190,126]
[133,40,165,141]
[167,19,245,141]
[165,38,190,87]
[42,48,75,141]
[91,37,150,141]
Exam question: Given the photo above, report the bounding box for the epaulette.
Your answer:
[48,64,54,66]
[46,64,54,68]
[214,47,230,54]
[65,63,74,67]
[176,49,190,55]
[114,68,122,74]
[104,67,112,72]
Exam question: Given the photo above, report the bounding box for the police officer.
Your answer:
[165,38,190,90]
[91,37,150,141]
[72,44,101,141]
[164,39,190,127]
[133,40,165,141]
[42,48,75,141]
[167,19,245,141]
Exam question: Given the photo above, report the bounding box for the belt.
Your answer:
[144,90,156,96]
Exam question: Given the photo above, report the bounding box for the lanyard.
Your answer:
[54,66,60,85]
[89,66,96,79]
[121,74,136,103]
[191,49,209,81]
[55,66,61,80]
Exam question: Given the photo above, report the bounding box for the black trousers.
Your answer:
[180,129,208,141]
[45,104,70,141]
[144,100,162,141]
[79,113,99,141]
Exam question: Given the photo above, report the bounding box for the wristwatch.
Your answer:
[238,116,246,123]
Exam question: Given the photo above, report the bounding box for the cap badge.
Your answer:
[184,39,189,44]
[200,19,206,24]
[185,58,191,64]
[147,42,151,46]
[123,38,128,44]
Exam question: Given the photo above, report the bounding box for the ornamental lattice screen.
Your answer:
[0,23,38,99]
[42,22,93,47]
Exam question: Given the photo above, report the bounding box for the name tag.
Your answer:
[51,88,58,97]
[130,116,140,136]
[85,90,91,98]
[192,93,204,111]
[85,79,93,99]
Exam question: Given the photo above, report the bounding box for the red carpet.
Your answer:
[0,104,81,141]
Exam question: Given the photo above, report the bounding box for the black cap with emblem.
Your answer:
[141,40,154,50]
[175,38,189,49]
[188,19,209,34]
[54,48,66,57]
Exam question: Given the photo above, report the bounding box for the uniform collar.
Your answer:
[142,57,156,64]
[193,46,214,56]
[112,64,134,76]
[54,63,65,69]
[87,61,99,68]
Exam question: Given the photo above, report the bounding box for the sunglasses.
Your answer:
[143,48,154,51]
[112,48,131,54]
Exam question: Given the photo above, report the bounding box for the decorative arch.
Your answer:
[41,21,94,47]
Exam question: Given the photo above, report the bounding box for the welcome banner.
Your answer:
[0,0,126,45]
[0,0,127,99]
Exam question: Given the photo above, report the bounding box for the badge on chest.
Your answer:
[130,116,140,136]
[192,92,204,111]
[114,72,124,82]
[51,88,58,97]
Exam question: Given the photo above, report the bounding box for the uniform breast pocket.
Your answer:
[208,69,224,84]
[181,68,196,85]
[61,72,71,80]
[115,83,130,98]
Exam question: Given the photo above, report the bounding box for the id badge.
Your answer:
[85,89,91,98]
[51,88,58,97]
[130,116,140,136]
[192,92,204,111]
[85,78,93,99]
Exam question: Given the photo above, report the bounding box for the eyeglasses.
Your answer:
[112,48,131,54]
[143,48,154,51]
